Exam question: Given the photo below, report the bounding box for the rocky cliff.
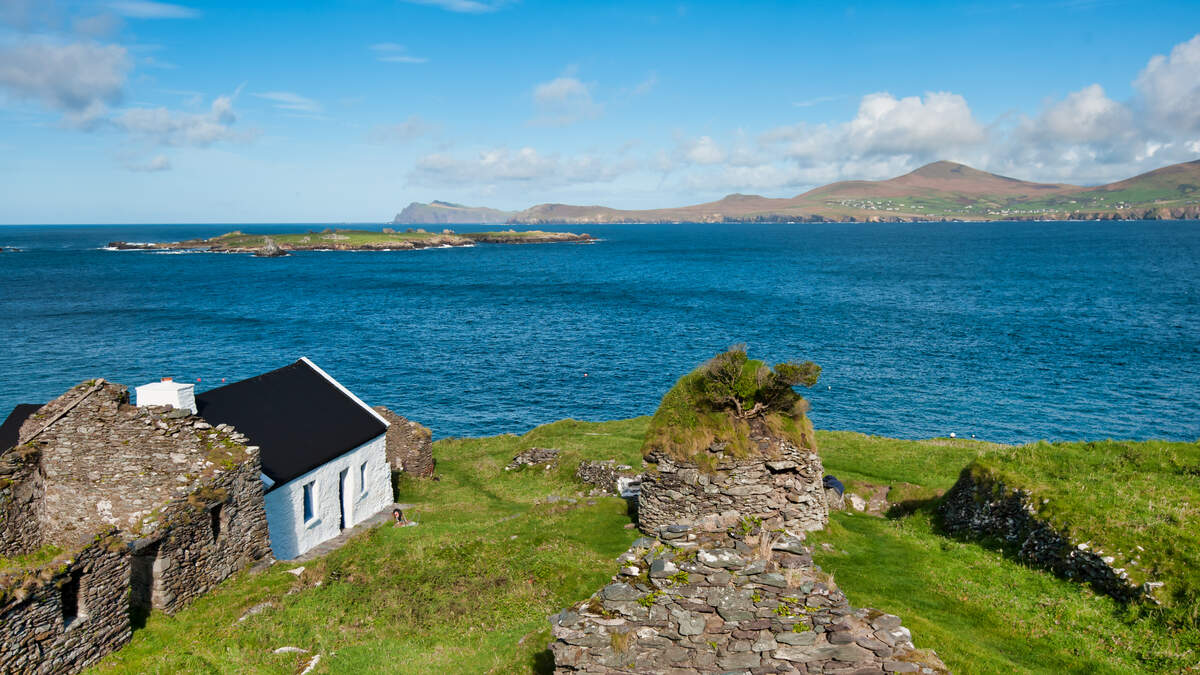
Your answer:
[392,201,514,225]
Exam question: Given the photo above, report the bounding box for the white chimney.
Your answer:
[135,377,198,414]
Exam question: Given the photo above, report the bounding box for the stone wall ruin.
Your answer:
[373,407,435,477]
[0,379,273,673]
[939,467,1162,604]
[0,533,131,675]
[638,435,828,536]
[550,525,946,674]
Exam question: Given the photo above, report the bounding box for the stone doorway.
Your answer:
[129,539,162,628]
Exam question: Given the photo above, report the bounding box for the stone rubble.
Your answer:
[550,525,947,674]
[506,447,560,471]
[577,460,643,498]
[939,468,1161,604]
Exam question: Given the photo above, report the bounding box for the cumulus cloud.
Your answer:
[679,136,726,165]
[115,93,250,147]
[1134,33,1200,134]
[0,41,130,115]
[369,43,428,64]
[108,1,199,19]
[367,114,435,144]
[531,74,601,126]
[844,91,985,156]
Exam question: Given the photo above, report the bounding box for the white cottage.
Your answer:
[183,358,393,560]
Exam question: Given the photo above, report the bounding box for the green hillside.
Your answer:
[87,420,1200,674]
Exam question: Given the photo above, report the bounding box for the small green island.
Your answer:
[107,227,594,256]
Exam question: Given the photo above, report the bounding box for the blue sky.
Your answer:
[2,0,1199,223]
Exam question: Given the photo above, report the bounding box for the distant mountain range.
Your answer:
[392,159,1200,224]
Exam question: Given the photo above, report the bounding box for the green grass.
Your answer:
[87,419,1200,673]
[211,230,464,248]
[89,418,646,675]
[809,511,1200,673]
[968,440,1200,619]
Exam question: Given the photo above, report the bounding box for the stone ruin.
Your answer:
[373,406,435,478]
[939,467,1163,604]
[549,524,947,674]
[506,447,560,471]
[0,380,271,674]
[576,460,643,499]
[550,349,945,673]
[638,433,828,536]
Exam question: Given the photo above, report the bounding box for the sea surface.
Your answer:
[1,221,1197,444]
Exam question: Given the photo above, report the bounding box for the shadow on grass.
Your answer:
[531,648,555,675]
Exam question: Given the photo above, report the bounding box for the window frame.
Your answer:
[302,480,318,524]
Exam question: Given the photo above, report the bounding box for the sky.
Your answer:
[1,0,1200,223]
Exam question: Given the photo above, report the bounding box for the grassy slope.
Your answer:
[89,419,646,675]
[970,440,1200,615]
[88,421,1199,674]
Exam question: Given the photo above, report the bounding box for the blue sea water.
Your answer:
[1,221,1197,444]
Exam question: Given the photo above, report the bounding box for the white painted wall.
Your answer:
[263,434,391,560]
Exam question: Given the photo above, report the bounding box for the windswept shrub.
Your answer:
[643,345,820,463]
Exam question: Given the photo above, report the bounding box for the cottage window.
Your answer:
[302,481,316,522]
[360,462,368,495]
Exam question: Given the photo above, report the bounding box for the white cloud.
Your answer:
[367,114,436,144]
[629,72,658,96]
[680,136,725,165]
[1135,33,1200,133]
[531,74,601,126]
[1024,84,1133,145]
[108,1,199,19]
[844,91,985,156]
[252,91,321,113]
[124,154,171,171]
[399,0,512,13]
[115,93,250,147]
[410,146,628,187]
[369,43,429,64]
[0,40,130,115]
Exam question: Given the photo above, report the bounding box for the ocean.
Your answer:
[1,221,1197,444]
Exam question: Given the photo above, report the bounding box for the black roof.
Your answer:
[0,403,43,454]
[195,359,386,489]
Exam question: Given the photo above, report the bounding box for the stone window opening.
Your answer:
[210,503,225,542]
[302,481,316,523]
[61,568,87,628]
[359,461,368,496]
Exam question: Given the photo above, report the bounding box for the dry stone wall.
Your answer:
[576,461,642,498]
[939,468,1161,604]
[0,378,273,672]
[550,525,946,674]
[639,437,828,535]
[0,534,131,675]
[137,450,271,614]
[0,447,44,556]
[373,407,435,477]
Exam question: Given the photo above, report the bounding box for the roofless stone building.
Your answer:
[0,380,270,674]
[549,348,946,673]
[0,357,410,673]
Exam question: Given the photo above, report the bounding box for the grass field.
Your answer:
[88,419,1199,673]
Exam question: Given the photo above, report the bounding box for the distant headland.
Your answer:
[107,228,594,255]
[393,158,1200,225]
